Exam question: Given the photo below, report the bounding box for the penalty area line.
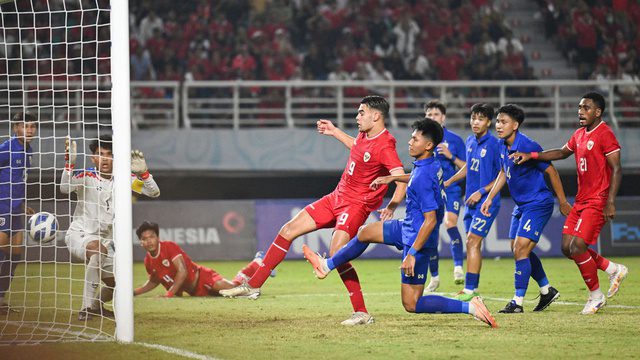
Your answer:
[132,342,222,360]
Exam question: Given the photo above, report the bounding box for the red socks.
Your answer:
[232,260,262,285]
[587,248,610,272]
[572,251,600,291]
[248,235,291,288]
[336,262,368,314]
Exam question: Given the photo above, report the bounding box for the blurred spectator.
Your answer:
[138,11,163,45]
[130,47,155,80]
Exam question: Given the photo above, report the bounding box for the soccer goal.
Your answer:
[0,0,132,343]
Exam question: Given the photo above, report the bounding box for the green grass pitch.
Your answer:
[2,257,639,359]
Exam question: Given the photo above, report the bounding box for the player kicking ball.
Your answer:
[303,118,497,328]
[480,104,570,313]
[61,135,160,320]
[510,92,628,314]
[134,221,267,298]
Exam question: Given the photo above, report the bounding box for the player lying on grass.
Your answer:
[480,104,570,313]
[303,118,497,328]
[134,221,266,297]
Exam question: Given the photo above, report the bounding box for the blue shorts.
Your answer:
[0,206,25,235]
[508,202,554,242]
[463,203,500,238]
[383,219,434,285]
[444,188,463,216]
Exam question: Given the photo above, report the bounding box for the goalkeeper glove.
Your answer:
[131,149,150,179]
[65,137,77,168]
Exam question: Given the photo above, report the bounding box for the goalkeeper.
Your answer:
[61,134,160,320]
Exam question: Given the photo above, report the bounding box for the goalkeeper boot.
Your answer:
[533,286,560,312]
[302,245,330,279]
[89,306,115,319]
[78,308,94,321]
[607,264,628,298]
[219,283,261,300]
[341,311,374,326]
[470,296,498,328]
[498,300,524,313]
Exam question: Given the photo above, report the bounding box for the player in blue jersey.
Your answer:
[423,100,467,291]
[302,118,497,328]
[0,112,37,314]
[480,104,572,313]
[445,103,501,301]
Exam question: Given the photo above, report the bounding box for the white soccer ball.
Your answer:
[28,212,58,243]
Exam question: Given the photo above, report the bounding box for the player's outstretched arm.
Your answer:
[165,255,188,297]
[604,150,622,221]
[134,278,160,296]
[400,210,437,278]
[480,170,506,217]
[317,119,355,150]
[510,146,573,165]
[60,138,80,194]
[378,168,407,221]
[131,149,160,198]
[444,164,467,188]
[544,164,572,216]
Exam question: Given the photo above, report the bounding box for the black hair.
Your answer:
[360,95,390,120]
[136,221,160,238]
[89,134,113,154]
[11,111,37,124]
[423,99,447,115]
[497,104,525,125]
[470,103,494,121]
[412,117,444,146]
[581,92,606,114]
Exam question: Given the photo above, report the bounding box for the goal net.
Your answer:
[0,0,132,344]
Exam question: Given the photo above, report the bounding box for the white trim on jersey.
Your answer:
[605,148,621,156]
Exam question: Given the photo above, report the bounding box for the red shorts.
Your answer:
[191,266,223,297]
[305,192,371,239]
[562,201,607,245]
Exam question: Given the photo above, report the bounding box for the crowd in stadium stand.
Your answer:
[129,0,534,83]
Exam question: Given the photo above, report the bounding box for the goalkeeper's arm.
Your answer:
[60,138,81,194]
[131,149,160,198]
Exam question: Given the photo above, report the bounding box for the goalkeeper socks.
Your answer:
[587,248,616,275]
[248,234,290,288]
[83,255,101,309]
[447,227,464,267]
[426,247,439,277]
[327,237,369,271]
[514,258,531,303]
[529,251,550,289]
[336,262,367,313]
[415,295,466,314]
[464,272,480,293]
[572,251,600,291]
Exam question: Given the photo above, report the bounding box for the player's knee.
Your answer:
[401,299,416,313]
[561,243,572,258]
[444,220,456,229]
[278,223,297,240]
[466,237,481,250]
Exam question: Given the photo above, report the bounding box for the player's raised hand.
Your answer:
[509,151,531,165]
[466,191,482,206]
[559,201,572,216]
[436,143,453,160]
[603,202,616,221]
[480,199,492,217]
[400,253,416,277]
[370,175,393,190]
[65,137,77,166]
[131,150,149,177]
[317,119,336,136]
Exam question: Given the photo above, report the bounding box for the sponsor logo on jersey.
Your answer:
[480,148,487,158]
[468,147,473,152]
[587,140,594,150]
[363,152,371,162]
[162,259,170,267]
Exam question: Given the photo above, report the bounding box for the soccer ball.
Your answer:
[28,212,58,243]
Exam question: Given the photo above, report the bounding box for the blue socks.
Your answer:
[327,236,369,271]
[447,227,464,267]
[415,295,469,314]
[464,272,480,292]
[426,247,439,277]
[514,258,531,297]
[529,252,549,287]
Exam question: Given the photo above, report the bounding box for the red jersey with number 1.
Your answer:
[144,241,199,293]
[334,129,404,211]
[565,121,620,203]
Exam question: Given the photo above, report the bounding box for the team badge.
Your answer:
[0,218,4,226]
[480,148,487,158]
[162,259,170,267]
[363,152,371,162]
[587,140,594,150]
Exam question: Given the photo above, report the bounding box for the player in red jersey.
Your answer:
[220,95,406,325]
[133,221,263,297]
[511,92,628,314]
